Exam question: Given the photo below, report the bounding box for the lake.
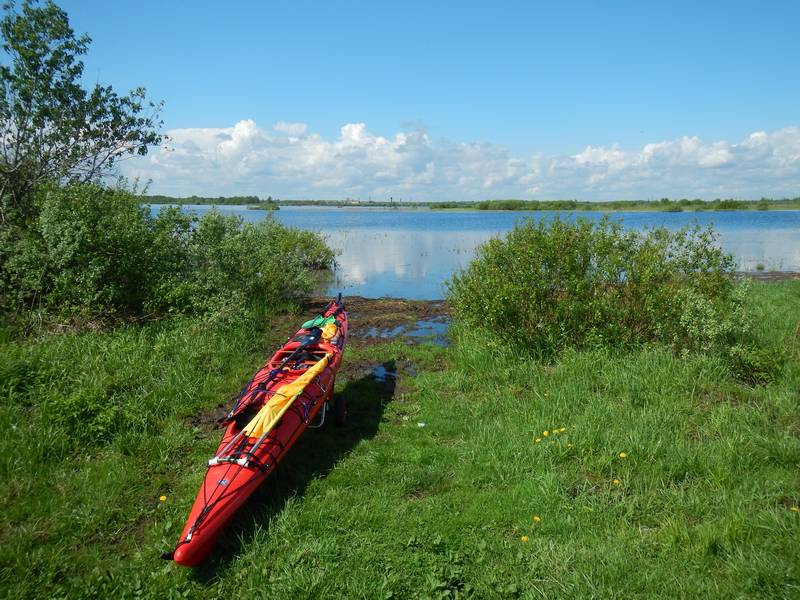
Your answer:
[154,205,800,299]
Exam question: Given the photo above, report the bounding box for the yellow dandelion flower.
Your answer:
[543,430,549,437]
[520,535,529,542]
[159,495,167,502]
[791,506,799,513]
[618,452,627,459]
[612,479,620,485]
[533,515,541,523]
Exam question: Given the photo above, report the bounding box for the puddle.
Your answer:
[357,316,451,346]
[372,364,397,381]
[404,317,449,340]
[372,360,418,381]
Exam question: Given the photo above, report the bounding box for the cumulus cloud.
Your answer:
[273,121,308,136]
[123,120,800,200]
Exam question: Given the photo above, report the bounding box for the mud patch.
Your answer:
[188,296,443,429]
[338,357,418,383]
[189,401,230,430]
[372,363,396,381]
[357,316,450,347]
[303,295,450,347]
[404,487,429,500]
[372,359,419,381]
[738,271,800,282]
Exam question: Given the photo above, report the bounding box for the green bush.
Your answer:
[0,223,48,310]
[155,209,334,315]
[38,184,154,313]
[0,183,334,320]
[447,216,746,357]
[1,185,153,315]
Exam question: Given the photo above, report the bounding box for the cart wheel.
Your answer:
[332,394,347,426]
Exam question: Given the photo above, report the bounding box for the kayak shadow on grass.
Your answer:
[190,359,397,582]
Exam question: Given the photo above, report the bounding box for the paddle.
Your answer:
[223,293,344,422]
[225,327,323,420]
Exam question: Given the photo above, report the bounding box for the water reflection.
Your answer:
[151,205,800,299]
[716,228,800,271]
[324,228,495,298]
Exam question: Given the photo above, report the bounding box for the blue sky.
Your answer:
[56,0,800,200]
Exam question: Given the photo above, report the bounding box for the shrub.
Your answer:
[162,209,332,315]
[0,222,49,310]
[1,184,154,315]
[286,227,337,270]
[38,184,154,313]
[0,183,334,320]
[447,216,746,357]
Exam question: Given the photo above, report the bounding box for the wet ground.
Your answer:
[740,271,800,282]
[191,296,450,430]
[191,276,797,430]
[301,296,451,347]
[301,295,450,387]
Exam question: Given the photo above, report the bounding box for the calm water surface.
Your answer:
[157,205,800,299]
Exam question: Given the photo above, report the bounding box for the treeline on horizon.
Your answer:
[144,194,279,208]
[429,196,800,211]
[279,199,429,208]
[266,196,800,211]
[142,195,800,211]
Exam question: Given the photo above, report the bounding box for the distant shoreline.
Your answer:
[143,195,800,212]
[146,202,800,213]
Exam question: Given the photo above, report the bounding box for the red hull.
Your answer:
[171,299,347,566]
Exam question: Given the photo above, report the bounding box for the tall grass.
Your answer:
[0,307,285,597]
[1,283,798,598]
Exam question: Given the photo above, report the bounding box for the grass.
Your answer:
[1,283,799,598]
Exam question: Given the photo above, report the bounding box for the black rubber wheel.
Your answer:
[332,394,347,426]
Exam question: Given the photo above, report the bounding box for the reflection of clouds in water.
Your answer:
[150,206,800,299]
[326,224,800,298]
[718,228,800,270]
[326,228,497,298]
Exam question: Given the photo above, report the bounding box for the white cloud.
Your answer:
[273,121,308,136]
[124,121,800,200]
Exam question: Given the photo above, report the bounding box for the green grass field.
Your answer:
[1,283,798,598]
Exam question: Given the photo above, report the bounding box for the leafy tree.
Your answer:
[0,0,164,224]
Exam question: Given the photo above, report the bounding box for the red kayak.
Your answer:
[167,296,347,566]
